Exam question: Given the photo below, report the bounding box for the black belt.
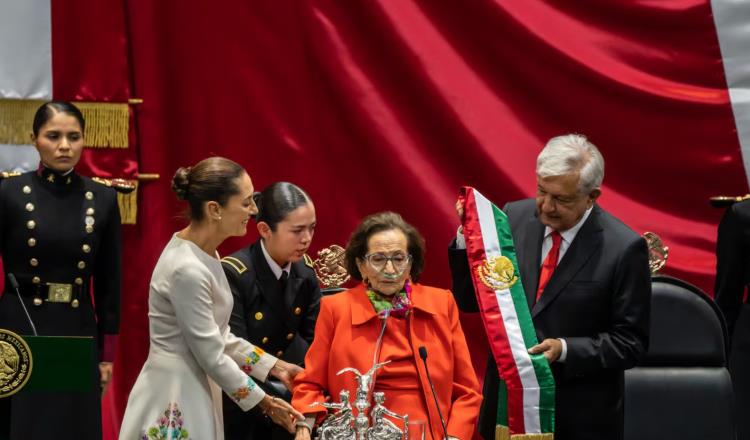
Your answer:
[11,279,86,307]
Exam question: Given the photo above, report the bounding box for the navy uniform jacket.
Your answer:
[449,199,650,440]
[221,239,321,440]
[0,167,122,440]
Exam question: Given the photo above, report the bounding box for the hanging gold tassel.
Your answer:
[74,102,130,148]
[116,180,138,225]
[511,434,553,439]
[496,425,554,440]
[496,425,511,440]
[0,99,42,144]
[0,99,130,148]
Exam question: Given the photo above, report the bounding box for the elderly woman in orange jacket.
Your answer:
[292,212,482,440]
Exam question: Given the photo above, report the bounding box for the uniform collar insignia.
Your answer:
[37,164,77,187]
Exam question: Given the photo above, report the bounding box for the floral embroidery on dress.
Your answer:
[231,376,257,401]
[141,402,189,439]
[240,346,265,374]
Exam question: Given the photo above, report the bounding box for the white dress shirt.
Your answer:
[260,239,291,280]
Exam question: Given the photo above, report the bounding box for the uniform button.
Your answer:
[254,312,263,321]
[262,337,269,344]
[32,276,41,284]
[276,351,283,357]
[85,191,94,200]
[25,203,34,212]
[22,185,31,194]
[82,244,91,253]
[294,307,302,316]
[286,333,294,340]
[26,220,36,230]
[75,278,83,286]
[86,207,95,215]
[29,258,38,267]
[85,225,94,234]
[71,299,79,308]
[85,216,95,226]
[33,297,43,306]
[27,238,36,247]
[77,261,86,269]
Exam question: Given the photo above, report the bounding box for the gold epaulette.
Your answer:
[0,171,22,180]
[91,176,136,194]
[221,256,248,275]
[710,194,750,208]
[303,254,314,268]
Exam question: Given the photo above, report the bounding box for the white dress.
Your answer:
[119,234,276,440]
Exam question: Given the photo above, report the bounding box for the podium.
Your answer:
[21,335,95,392]
[0,331,95,440]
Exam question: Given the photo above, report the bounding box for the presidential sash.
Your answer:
[460,186,555,440]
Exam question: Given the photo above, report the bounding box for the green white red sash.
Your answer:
[459,186,555,440]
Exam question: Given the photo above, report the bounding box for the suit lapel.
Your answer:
[531,206,604,317]
[284,267,303,311]
[519,215,545,309]
[251,244,288,321]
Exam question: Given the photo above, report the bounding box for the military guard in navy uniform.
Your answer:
[222,182,320,440]
[0,101,123,440]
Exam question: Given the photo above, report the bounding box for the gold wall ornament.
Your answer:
[643,232,669,275]
[0,329,33,398]
[312,245,350,289]
[476,255,519,291]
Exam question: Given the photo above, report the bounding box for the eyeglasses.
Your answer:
[363,253,412,272]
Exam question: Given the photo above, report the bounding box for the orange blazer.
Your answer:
[292,283,482,439]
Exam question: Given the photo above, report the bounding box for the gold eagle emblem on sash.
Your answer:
[476,255,519,291]
[0,329,33,398]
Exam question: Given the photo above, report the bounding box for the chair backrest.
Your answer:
[321,287,347,296]
[624,275,735,440]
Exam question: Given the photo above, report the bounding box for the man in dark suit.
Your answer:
[714,198,750,439]
[449,134,651,440]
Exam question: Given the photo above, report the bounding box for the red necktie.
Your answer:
[536,231,562,301]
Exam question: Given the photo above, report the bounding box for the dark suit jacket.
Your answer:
[715,199,750,339]
[221,239,322,440]
[449,199,651,440]
[714,199,750,439]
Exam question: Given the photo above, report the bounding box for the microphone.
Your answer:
[7,273,38,336]
[419,346,448,440]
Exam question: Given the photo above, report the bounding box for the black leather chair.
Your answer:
[624,275,735,440]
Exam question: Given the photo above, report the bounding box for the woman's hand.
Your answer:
[271,359,303,390]
[295,425,312,440]
[258,395,305,433]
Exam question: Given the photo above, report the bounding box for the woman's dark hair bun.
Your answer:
[171,167,192,200]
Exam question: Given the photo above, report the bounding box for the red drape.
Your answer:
[44,1,745,437]
[51,0,138,180]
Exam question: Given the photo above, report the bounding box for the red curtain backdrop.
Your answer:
[32,1,750,437]
[51,0,138,179]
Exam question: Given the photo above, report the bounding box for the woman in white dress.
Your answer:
[120,157,304,439]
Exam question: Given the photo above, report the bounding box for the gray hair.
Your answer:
[536,134,604,194]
